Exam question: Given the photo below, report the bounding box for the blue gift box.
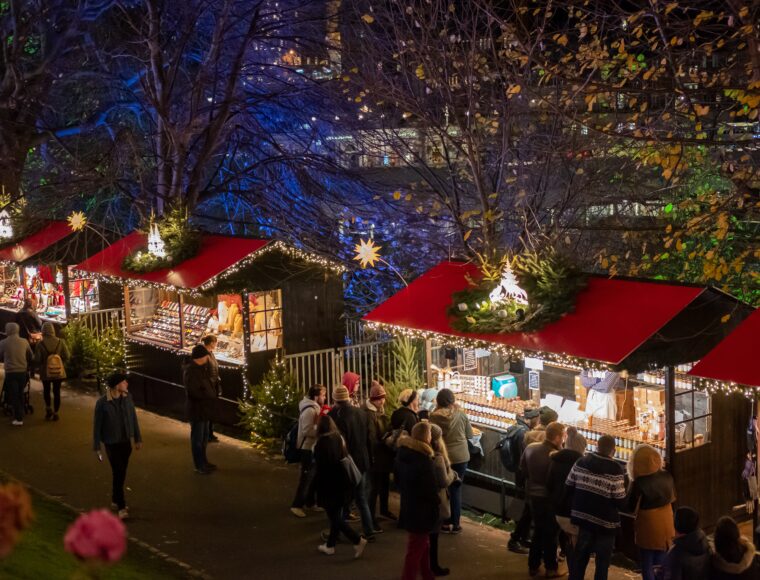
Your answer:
[492,374,518,398]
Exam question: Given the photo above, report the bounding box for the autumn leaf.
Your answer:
[361,14,374,24]
[415,64,425,80]
[721,314,731,324]
[392,191,401,200]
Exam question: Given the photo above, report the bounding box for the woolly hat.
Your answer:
[436,388,456,408]
[523,407,539,420]
[369,382,386,401]
[191,344,210,360]
[539,406,559,426]
[674,506,699,535]
[430,422,443,441]
[332,385,350,402]
[107,372,128,389]
[398,388,417,406]
[565,426,587,455]
[342,371,361,394]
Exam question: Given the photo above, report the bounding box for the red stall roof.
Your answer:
[0,221,73,263]
[364,261,704,364]
[688,308,760,387]
[75,232,269,290]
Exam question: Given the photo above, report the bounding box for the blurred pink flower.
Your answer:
[64,510,126,563]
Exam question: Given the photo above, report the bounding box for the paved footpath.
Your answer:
[0,377,635,579]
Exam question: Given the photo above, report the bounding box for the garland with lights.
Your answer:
[122,206,201,274]
[449,250,587,334]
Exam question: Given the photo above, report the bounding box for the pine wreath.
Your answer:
[449,250,587,333]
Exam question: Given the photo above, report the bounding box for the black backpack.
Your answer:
[495,423,528,472]
[282,407,309,464]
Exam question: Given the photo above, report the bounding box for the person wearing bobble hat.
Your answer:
[184,344,217,475]
[329,383,376,540]
[366,380,396,524]
[93,372,142,521]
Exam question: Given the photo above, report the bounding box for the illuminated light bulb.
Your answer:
[488,261,528,305]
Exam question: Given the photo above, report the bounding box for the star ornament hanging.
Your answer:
[353,238,382,269]
[67,211,87,232]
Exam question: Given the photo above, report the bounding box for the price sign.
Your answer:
[463,349,477,371]
[528,370,540,391]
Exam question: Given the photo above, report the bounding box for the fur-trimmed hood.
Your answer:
[397,434,434,458]
[712,537,757,575]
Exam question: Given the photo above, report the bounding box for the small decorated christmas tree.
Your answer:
[238,360,300,443]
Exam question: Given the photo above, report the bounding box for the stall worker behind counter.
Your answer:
[580,370,624,421]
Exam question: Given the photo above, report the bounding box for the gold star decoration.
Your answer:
[67,211,87,232]
[353,238,382,269]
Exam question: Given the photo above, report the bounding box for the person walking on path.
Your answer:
[291,384,326,518]
[391,388,421,436]
[183,344,217,475]
[658,506,710,580]
[15,298,42,342]
[547,426,587,571]
[627,444,676,580]
[93,372,142,521]
[396,422,440,580]
[365,381,396,524]
[430,423,457,577]
[201,335,221,443]
[710,516,759,580]
[430,388,473,535]
[521,421,566,578]
[566,435,627,580]
[313,415,368,558]
[329,384,376,540]
[507,407,540,554]
[0,322,33,426]
[34,322,69,421]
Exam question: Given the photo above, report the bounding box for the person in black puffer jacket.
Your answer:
[658,506,710,580]
[395,422,439,580]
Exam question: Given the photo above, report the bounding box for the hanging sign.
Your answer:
[463,349,477,371]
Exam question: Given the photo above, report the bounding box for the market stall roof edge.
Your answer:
[688,308,760,388]
[363,261,742,368]
[0,221,73,263]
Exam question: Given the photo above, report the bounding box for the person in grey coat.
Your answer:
[34,322,70,421]
[93,372,142,520]
[0,322,33,425]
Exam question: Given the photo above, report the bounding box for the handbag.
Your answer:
[340,455,362,487]
[438,488,451,521]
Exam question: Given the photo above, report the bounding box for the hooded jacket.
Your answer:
[711,537,759,580]
[628,445,676,551]
[93,389,142,450]
[660,529,711,580]
[547,448,582,517]
[430,405,473,465]
[395,435,439,534]
[34,322,70,381]
[296,397,320,451]
[0,322,33,373]
[183,360,217,421]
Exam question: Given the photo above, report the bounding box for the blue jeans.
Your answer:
[355,471,374,536]
[448,462,467,527]
[640,548,667,580]
[4,372,27,422]
[190,420,209,469]
[571,527,615,580]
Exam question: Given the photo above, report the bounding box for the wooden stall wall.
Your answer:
[673,393,750,529]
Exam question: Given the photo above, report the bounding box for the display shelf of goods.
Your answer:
[449,250,587,334]
[130,300,211,347]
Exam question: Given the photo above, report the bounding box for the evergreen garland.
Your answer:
[238,360,300,443]
[122,205,202,273]
[449,250,587,333]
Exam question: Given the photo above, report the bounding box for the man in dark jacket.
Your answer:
[15,299,42,341]
[508,407,540,554]
[93,372,142,520]
[184,345,217,474]
[395,422,439,580]
[659,506,710,580]
[329,384,375,539]
[566,435,627,580]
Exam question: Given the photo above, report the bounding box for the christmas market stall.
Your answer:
[363,259,752,530]
[688,309,760,531]
[0,219,119,333]
[74,231,346,424]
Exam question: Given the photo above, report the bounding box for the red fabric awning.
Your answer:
[0,221,73,263]
[688,308,760,387]
[363,261,704,364]
[74,232,270,290]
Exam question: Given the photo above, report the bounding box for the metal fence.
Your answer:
[284,339,395,403]
[71,307,125,336]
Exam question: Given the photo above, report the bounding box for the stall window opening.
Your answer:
[249,290,282,352]
[674,370,712,451]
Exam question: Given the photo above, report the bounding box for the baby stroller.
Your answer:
[1,372,34,416]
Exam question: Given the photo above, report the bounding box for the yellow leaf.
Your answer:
[404,194,412,201]
[506,84,521,98]
[392,191,401,200]
[463,230,472,241]
[694,104,710,116]
[720,314,730,324]
[556,34,568,47]
[361,14,374,24]
[665,2,678,15]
